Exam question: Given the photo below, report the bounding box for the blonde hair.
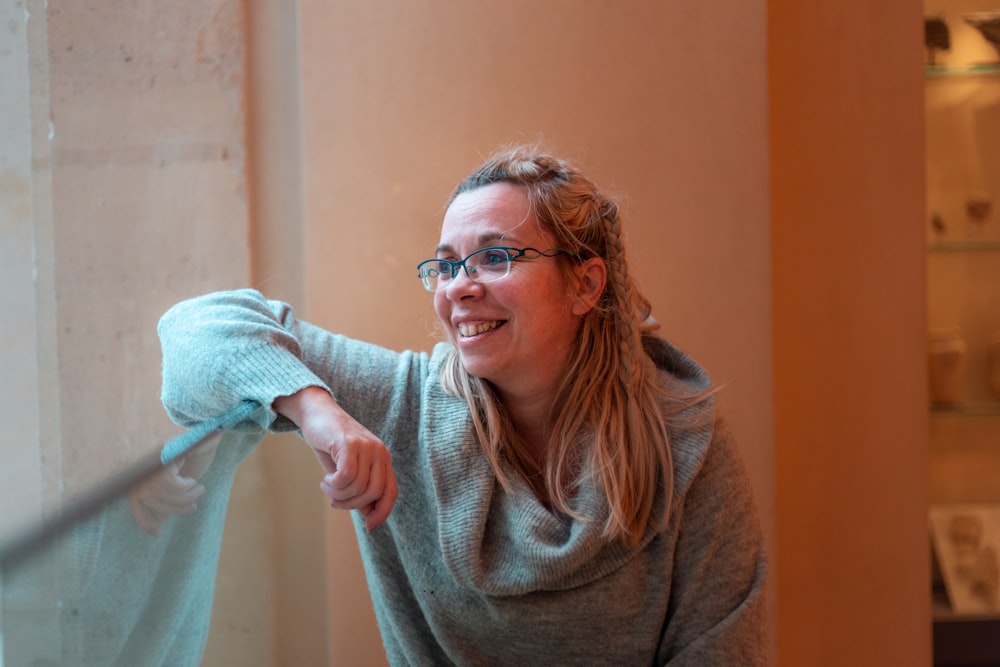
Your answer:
[439,145,713,545]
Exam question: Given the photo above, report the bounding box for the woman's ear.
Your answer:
[571,257,607,316]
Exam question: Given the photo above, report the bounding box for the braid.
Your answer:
[603,209,644,383]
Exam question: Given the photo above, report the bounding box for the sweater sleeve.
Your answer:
[158,288,428,434]
[158,289,333,430]
[658,418,769,666]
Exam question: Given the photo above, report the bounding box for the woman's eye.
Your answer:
[480,249,509,267]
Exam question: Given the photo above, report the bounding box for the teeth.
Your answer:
[458,321,500,337]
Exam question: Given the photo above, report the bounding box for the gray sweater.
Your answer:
[158,289,767,666]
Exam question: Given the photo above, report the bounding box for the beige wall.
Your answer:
[1,0,50,546]
[1,0,276,663]
[1,0,253,506]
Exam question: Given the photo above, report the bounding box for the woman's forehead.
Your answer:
[439,183,547,248]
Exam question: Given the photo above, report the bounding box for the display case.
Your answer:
[925,7,1000,664]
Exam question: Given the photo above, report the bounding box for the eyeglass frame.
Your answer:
[416,246,577,292]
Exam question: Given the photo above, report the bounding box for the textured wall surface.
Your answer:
[1,0,263,663]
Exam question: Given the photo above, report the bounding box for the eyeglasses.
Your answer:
[417,246,576,292]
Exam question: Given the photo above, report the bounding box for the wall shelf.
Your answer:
[926,63,1000,77]
[928,240,1000,252]
[925,30,1000,662]
[931,402,1000,416]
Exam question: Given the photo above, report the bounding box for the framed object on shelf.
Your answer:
[930,504,1000,615]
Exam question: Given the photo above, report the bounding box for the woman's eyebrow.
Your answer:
[435,233,517,255]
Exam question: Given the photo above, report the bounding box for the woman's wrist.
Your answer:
[273,386,334,426]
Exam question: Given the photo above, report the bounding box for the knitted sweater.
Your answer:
[158,289,768,666]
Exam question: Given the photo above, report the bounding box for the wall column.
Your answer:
[770,0,931,664]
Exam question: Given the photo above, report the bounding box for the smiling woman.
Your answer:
[157,145,768,665]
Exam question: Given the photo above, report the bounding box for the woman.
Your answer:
[158,146,767,665]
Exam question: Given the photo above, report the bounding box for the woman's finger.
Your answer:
[142,483,206,514]
[364,464,398,531]
[128,491,164,537]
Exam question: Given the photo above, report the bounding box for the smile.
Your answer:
[457,320,504,337]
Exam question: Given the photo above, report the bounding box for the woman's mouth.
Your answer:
[457,320,504,337]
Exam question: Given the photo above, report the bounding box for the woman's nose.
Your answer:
[445,265,483,298]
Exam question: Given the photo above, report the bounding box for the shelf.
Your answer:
[928,240,1000,253]
[926,63,1000,77]
[934,589,1000,622]
[931,402,1000,416]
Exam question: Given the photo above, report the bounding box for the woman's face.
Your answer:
[434,183,590,401]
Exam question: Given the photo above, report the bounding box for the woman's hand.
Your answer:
[274,387,398,531]
[128,438,219,536]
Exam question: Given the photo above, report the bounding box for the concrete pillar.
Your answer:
[1,0,61,659]
[1,0,272,663]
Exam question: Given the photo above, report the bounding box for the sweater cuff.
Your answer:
[220,342,332,432]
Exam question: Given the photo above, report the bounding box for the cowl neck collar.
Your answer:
[424,336,714,596]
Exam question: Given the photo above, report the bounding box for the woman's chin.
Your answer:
[457,354,495,382]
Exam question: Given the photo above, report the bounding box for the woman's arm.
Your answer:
[158,289,400,529]
[158,289,331,429]
[274,387,397,531]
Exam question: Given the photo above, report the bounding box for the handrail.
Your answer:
[0,400,263,570]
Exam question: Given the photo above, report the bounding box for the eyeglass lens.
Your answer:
[424,248,510,289]
[419,246,574,291]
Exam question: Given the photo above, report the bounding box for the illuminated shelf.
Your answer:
[925,63,1000,77]
[928,240,1000,253]
[931,402,1000,416]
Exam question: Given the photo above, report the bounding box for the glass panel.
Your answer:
[925,1,1000,661]
[0,402,266,666]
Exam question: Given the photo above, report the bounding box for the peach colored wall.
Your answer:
[297,1,773,664]
[770,0,930,665]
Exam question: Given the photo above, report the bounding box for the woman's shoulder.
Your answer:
[641,334,714,394]
[640,335,731,499]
